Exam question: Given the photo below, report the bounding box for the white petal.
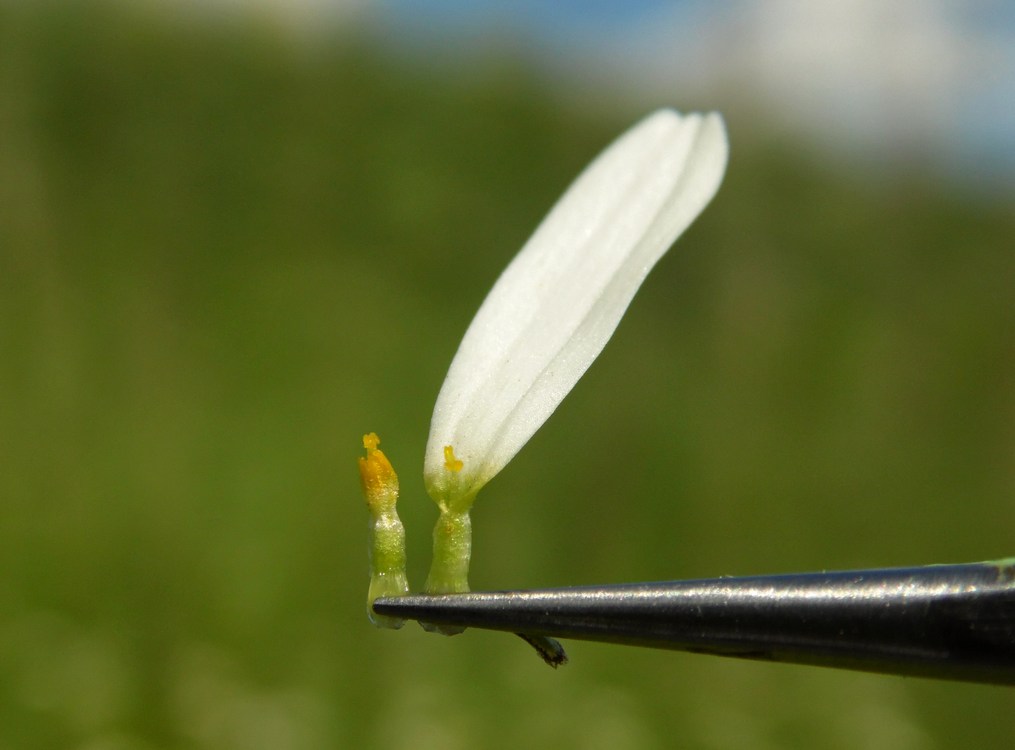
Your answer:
[425,109,728,499]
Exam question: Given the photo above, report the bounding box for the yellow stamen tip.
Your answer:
[359,433,398,510]
[443,445,464,473]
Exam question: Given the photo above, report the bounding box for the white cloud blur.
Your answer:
[591,0,1015,180]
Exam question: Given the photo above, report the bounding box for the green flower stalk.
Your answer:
[358,432,409,628]
[423,445,474,594]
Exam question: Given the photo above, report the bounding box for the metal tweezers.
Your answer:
[373,559,1015,685]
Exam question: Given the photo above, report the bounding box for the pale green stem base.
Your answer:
[367,513,409,629]
[421,508,471,635]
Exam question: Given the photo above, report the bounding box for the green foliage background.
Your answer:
[1,4,1013,748]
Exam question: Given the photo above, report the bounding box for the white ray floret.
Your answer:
[421,109,729,596]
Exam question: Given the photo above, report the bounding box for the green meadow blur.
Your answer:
[2,4,1013,748]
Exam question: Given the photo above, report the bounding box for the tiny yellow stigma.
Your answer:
[362,432,380,452]
[359,432,398,512]
[443,444,464,473]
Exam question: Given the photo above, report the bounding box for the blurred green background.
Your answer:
[1,2,1013,748]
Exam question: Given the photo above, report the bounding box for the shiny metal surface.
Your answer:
[374,560,1015,684]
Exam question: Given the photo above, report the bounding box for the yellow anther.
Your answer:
[359,433,398,511]
[443,445,464,473]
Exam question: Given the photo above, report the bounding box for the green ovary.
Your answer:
[367,513,410,628]
[419,508,472,635]
[424,508,472,594]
